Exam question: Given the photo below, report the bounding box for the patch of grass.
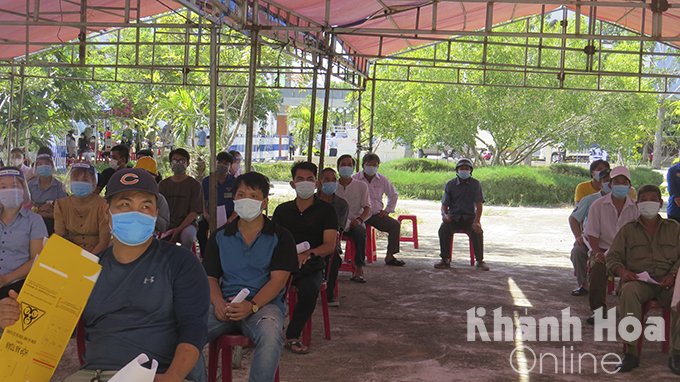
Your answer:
[253,162,292,182]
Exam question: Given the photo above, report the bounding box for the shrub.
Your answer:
[253,162,293,181]
[549,163,590,178]
[390,158,456,173]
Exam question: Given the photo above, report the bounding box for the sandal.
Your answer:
[350,275,367,283]
[385,258,405,266]
[285,339,310,354]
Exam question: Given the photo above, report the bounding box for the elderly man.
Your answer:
[606,185,680,374]
[568,169,612,296]
[583,166,639,324]
[352,153,404,266]
[435,158,488,271]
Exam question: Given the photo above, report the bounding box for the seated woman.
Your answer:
[0,167,48,299]
[27,154,67,235]
[54,162,110,253]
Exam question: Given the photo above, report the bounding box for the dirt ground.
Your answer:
[50,191,676,381]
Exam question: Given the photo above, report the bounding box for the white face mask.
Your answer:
[638,201,660,219]
[11,158,23,167]
[0,188,24,209]
[234,198,263,222]
[294,181,316,200]
[364,166,378,177]
[592,170,601,180]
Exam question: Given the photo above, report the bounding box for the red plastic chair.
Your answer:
[397,215,419,249]
[339,234,357,275]
[208,334,280,382]
[365,224,377,263]
[449,229,475,266]
[632,299,670,359]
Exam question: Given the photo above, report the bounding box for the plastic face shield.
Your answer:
[66,162,98,195]
[0,168,30,207]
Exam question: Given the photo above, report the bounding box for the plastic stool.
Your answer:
[339,234,357,274]
[397,215,419,249]
[365,225,377,263]
[208,335,280,382]
[622,299,670,359]
[287,282,331,347]
[449,229,475,266]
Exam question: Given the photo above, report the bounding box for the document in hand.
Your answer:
[0,235,101,382]
[109,353,158,382]
[636,271,661,285]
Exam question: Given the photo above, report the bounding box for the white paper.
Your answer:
[216,205,228,228]
[636,271,660,285]
[109,353,158,382]
[296,241,310,254]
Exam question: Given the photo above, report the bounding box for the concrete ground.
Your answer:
[50,190,676,381]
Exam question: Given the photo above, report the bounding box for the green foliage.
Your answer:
[549,163,590,177]
[629,167,664,190]
[390,158,456,172]
[252,162,293,182]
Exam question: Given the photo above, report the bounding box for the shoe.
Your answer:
[571,287,588,296]
[616,353,639,372]
[328,299,340,307]
[585,309,607,325]
[385,258,406,266]
[434,259,451,269]
[476,261,490,271]
[669,354,680,375]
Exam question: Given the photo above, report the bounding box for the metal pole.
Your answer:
[368,63,377,153]
[356,87,362,171]
[208,23,219,232]
[16,65,26,149]
[6,67,14,163]
[244,38,259,172]
[319,51,333,171]
[307,54,319,162]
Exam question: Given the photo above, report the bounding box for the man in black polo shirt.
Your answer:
[435,158,489,271]
[273,161,338,354]
[96,144,132,194]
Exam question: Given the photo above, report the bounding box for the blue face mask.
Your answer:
[601,182,611,194]
[111,211,157,246]
[36,165,53,177]
[338,166,354,178]
[457,170,471,180]
[71,181,93,197]
[322,182,337,195]
[611,184,630,199]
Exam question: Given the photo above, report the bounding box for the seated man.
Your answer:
[352,153,404,266]
[96,144,131,194]
[574,160,609,204]
[159,148,204,250]
[583,166,639,324]
[435,158,488,270]
[198,151,236,254]
[203,172,298,382]
[134,156,170,233]
[317,167,349,307]
[0,168,210,381]
[335,154,372,282]
[568,170,611,296]
[606,185,680,374]
[273,162,337,354]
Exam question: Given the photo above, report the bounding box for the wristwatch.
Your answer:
[251,301,259,314]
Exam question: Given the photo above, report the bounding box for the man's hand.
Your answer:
[349,218,362,228]
[37,203,53,216]
[619,269,639,282]
[0,290,20,329]
[154,372,183,382]
[592,251,606,264]
[378,210,389,218]
[574,235,585,247]
[660,273,676,289]
[226,301,252,321]
[298,250,312,268]
[472,222,483,234]
[212,299,229,322]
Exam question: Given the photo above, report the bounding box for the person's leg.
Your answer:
[657,288,680,356]
[196,219,209,256]
[618,281,656,356]
[570,243,588,291]
[206,305,239,342]
[180,225,198,251]
[437,221,454,262]
[325,250,341,302]
[588,259,607,313]
[241,304,285,382]
[285,271,323,343]
[346,225,366,277]
[365,214,402,262]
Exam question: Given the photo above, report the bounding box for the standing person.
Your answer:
[198,152,236,254]
[77,133,88,160]
[583,166,639,324]
[159,148,203,250]
[203,171,298,382]
[229,150,242,177]
[352,153,404,266]
[288,133,296,160]
[196,128,207,148]
[0,168,47,298]
[273,162,337,354]
[328,132,338,157]
[666,160,680,223]
[103,128,113,158]
[335,154,371,283]
[435,158,489,271]
[317,167,349,307]
[9,148,31,179]
[96,144,131,194]
[54,162,111,254]
[66,130,77,159]
[28,153,68,235]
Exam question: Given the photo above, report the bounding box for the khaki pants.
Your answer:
[63,370,192,381]
[618,281,680,356]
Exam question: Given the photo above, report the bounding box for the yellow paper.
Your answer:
[0,235,101,382]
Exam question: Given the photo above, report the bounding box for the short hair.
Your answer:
[10,148,24,156]
[321,167,337,177]
[37,146,53,156]
[169,148,190,163]
[229,150,242,159]
[637,184,662,202]
[337,154,355,167]
[111,144,130,163]
[137,149,153,158]
[234,172,270,198]
[362,153,381,166]
[291,161,318,179]
[589,160,610,174]
[216,151,234,164]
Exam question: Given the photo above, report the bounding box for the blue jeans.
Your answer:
[207,304,284,382]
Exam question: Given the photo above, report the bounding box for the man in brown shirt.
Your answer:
[159,148,203,250]
[606,184,680,374]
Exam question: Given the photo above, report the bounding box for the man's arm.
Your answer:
[228,270,290,321]
[606,227,638,282]
[384,178,398,214]
[568,216,585,246]
[154,343,199,382]
[307,229,337,258]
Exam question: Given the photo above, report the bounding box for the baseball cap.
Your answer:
[105,168,159,199]
[134,157,158,175]
[456,158,474,170]
[609,166,631,182]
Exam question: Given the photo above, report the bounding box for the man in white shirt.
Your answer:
[329,132,338,157]
[335,154,372,282]
[352,153,404,266]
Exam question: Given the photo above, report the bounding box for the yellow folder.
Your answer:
[0,235,101,382]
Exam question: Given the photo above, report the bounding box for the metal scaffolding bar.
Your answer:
[208,22,218,233]
[307,54,319,162]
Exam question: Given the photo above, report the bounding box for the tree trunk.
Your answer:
[651,99,665,169]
